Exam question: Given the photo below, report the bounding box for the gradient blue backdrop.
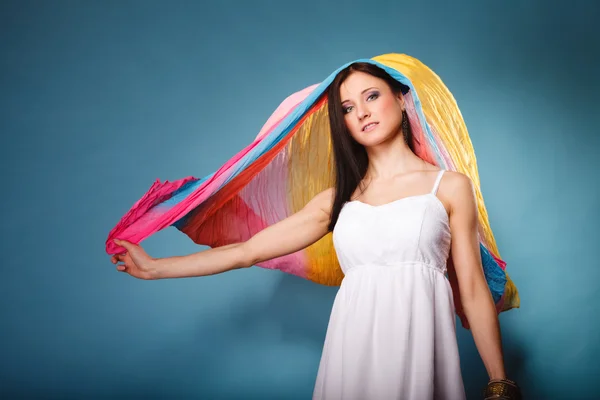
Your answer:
[1,0,599,398]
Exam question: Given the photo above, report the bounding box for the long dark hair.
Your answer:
[326,62,414,232]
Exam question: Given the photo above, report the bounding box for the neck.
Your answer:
[364,134,427,181]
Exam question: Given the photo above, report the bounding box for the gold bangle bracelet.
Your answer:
[483,379,522,400]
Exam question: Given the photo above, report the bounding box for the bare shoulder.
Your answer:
[442,170,474,192]
[440,171,476,212]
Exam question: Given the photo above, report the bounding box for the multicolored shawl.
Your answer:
[106,53,520,329]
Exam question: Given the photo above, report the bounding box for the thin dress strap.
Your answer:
[431,170,445,195]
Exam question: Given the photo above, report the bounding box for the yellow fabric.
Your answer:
[374,54,519,310]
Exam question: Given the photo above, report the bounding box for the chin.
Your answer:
[356,131,395,146]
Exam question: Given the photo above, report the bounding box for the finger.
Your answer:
[114,239,133,250]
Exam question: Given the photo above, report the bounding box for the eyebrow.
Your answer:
[341,87,379,104]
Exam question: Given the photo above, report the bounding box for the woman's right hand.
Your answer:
[110,239,158,280]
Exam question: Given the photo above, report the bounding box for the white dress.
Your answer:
[313,170,466,400]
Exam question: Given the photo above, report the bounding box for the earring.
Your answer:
[402,110,409,135]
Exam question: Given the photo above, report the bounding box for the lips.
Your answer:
[362,122,379,132]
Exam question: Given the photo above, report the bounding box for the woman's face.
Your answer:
[339,71,405,146]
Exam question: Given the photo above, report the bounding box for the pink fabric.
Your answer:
[106,84,318,255]
[254,84,318,141]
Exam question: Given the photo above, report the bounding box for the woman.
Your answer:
[108,55,520,399]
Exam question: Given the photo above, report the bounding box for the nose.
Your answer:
[355,103,370,120]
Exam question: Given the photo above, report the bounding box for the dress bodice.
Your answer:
[332,170,450,274]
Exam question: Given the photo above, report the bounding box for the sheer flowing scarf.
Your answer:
[106,53,520,328]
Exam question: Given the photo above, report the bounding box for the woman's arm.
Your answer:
[445,172,506,380]
[136,188,335,280]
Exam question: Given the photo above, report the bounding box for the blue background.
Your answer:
[1,0,599,398]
